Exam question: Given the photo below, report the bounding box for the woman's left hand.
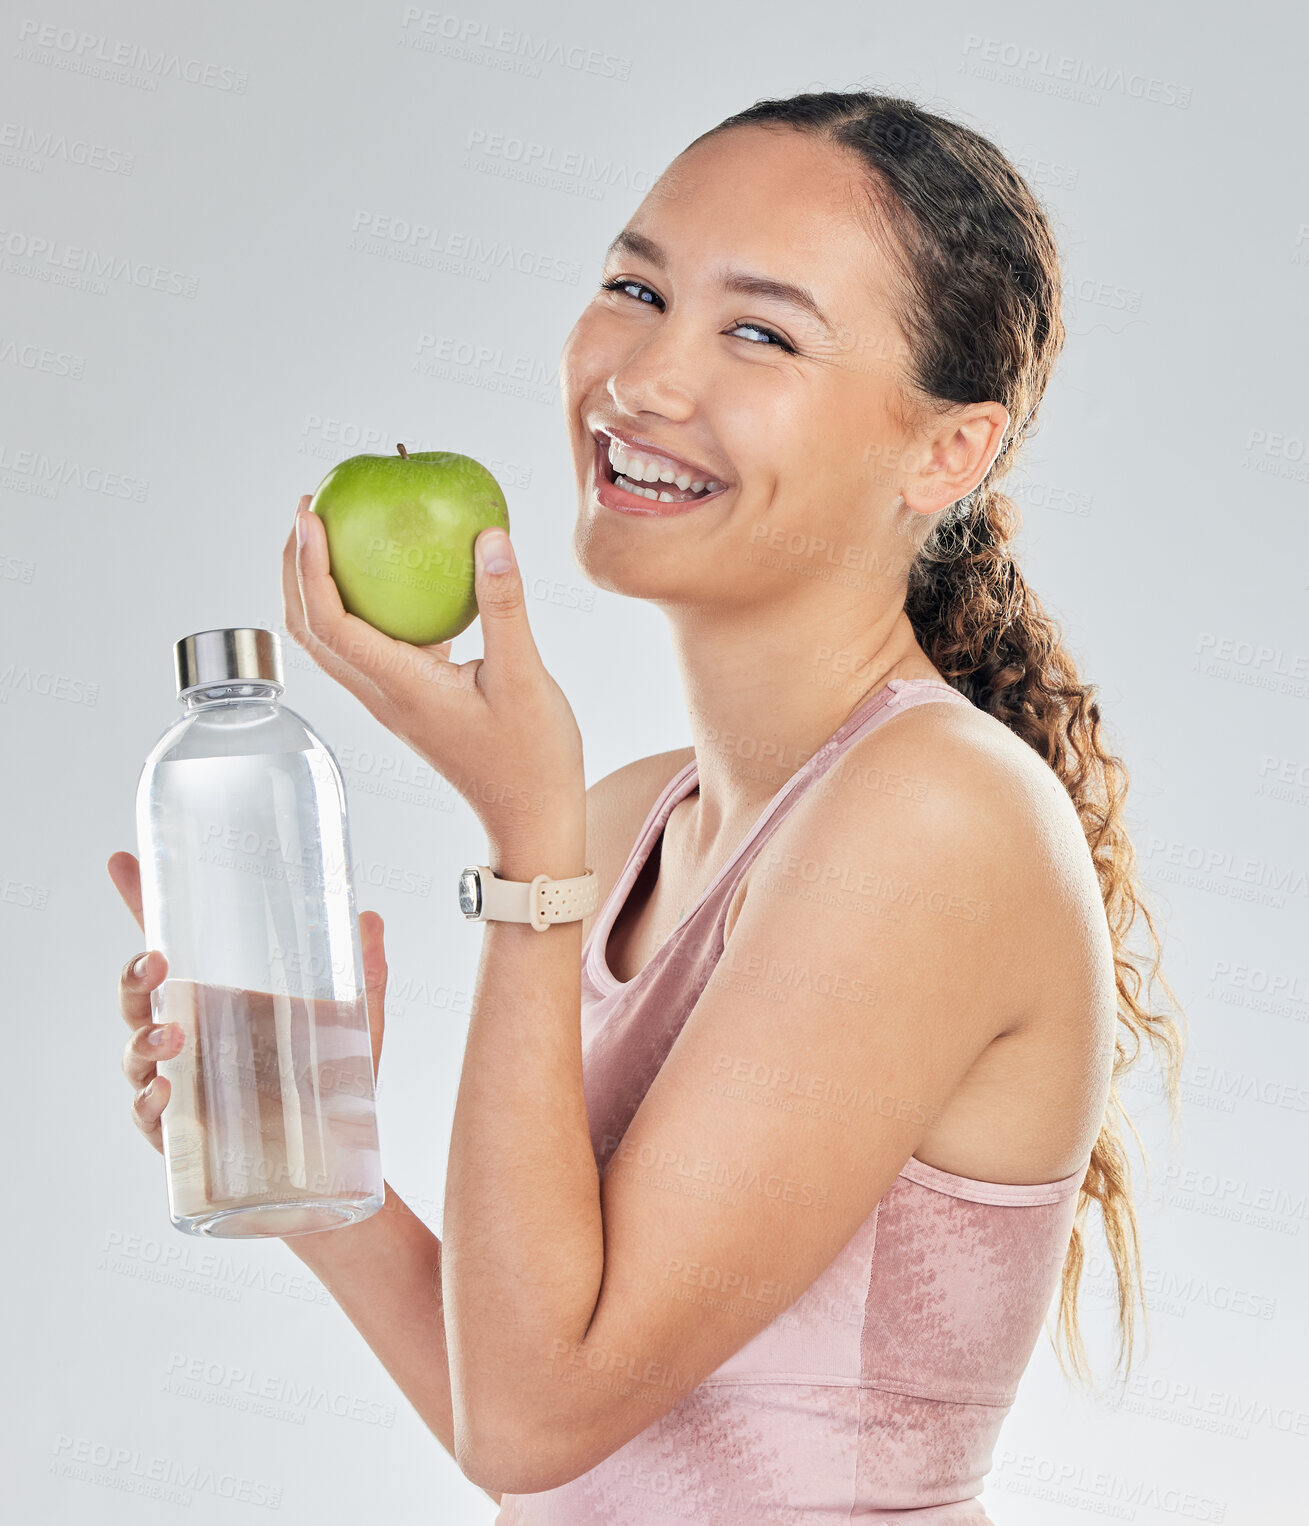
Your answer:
[282,496,585,851]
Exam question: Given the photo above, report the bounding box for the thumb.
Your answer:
[359,910,387,1080]
[473,527,540,682]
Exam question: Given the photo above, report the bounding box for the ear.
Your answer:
[901,401,1011,517]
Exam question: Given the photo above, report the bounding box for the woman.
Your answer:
[110,90,1186,1521]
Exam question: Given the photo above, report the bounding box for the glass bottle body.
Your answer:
[135,681,383,1238]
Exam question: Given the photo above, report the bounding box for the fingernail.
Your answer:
[132,954,150,979]
[479,529,512,575]
[147,1025,168,1046]
[296,510,308,548]
[141,1079,155,1101]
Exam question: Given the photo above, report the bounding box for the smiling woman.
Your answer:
[108,85,1188,1526]
[477,90,1182,1518]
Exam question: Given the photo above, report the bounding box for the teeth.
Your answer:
[606,436,725,495]
[618,478,662,499]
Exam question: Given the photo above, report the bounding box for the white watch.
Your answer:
[458,864,600,932]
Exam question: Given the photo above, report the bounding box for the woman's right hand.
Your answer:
[108,851,181,1153]
[106,851,389,1154]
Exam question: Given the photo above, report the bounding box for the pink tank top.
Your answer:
[497,678,1091,1525]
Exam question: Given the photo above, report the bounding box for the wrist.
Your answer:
[279,1181,409,1266]
[485,810,586,883]
[486,837,587,882]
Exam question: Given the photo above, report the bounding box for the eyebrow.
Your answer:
[604,229,834,335]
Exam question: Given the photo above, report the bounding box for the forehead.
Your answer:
[623,126,898,330]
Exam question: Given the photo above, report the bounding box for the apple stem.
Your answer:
[396,443,408,459]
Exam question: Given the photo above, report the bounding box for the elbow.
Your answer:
[457,1414,594,1497]
[458,1448,535,1500]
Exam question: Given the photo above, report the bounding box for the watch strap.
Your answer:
[474,866,600,931]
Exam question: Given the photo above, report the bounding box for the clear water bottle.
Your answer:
[135,628,384,1238]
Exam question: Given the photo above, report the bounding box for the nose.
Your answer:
[605,319,698,425]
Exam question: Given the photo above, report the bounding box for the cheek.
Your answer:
[558,316,601,411]
[559,308,627,395]
[557,324,585,397]
[784,392,882,521]
[720,387,848,513]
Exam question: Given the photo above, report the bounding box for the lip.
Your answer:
[591,421,730,485]
[589,433,730,517]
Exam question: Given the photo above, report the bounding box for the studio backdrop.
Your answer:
[4,2,1305,1523]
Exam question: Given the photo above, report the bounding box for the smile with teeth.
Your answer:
[605,437,727,503]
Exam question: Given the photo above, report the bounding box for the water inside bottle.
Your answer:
[156,977,381,1238]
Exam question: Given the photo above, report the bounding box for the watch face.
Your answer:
[458,867,482,919]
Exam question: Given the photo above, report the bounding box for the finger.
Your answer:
[119,945,168,1032]
[123,1010,185,1089]
[360,909,387,1078]
[132,1072,170,1155]
[472,528,541,688]
[283,499,395,705]
[291,506,427,702]
[291,502,478,722]
[281,494,313,649]
[293,507,399,683]
[107,851,145,935]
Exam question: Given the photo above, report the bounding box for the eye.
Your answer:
[600,276,661,307]
[598,277,797,353]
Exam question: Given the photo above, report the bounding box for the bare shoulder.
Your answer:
[846,692,1094,879]
[582,746,696,942]
[758,692,1109,1028]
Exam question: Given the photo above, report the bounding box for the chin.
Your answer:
[571,514,642,597]
[571,529,767,620]
[570,512,698,602]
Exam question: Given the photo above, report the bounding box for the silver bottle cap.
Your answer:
[174,628,284,697]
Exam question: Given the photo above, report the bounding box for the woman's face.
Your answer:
[560,124,924,609]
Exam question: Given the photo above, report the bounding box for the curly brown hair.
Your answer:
[687,90,1188,1390]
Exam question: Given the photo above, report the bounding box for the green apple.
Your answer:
[308,444,510,645]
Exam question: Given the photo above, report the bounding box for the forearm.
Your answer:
[441,817,603,1468]
[282,1179,500,1508]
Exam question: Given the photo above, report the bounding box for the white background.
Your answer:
[4,1,1307,1522]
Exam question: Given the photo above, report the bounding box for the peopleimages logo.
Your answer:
[993,1449,1226,1521]
[0,119,135,175]
[0,334,85,379]
[0,229,198,298]
[960,34,1192,108]
[399,8,632,81]
[349,210,581,285]
[1192,630,1309,700]
[412,332,561,405]
[15,19,248,93]
[49,1434,280,1509]
[0,441,148,502]
[462,127,659,201]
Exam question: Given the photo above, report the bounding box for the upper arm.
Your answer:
[534,718,1040,1488]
